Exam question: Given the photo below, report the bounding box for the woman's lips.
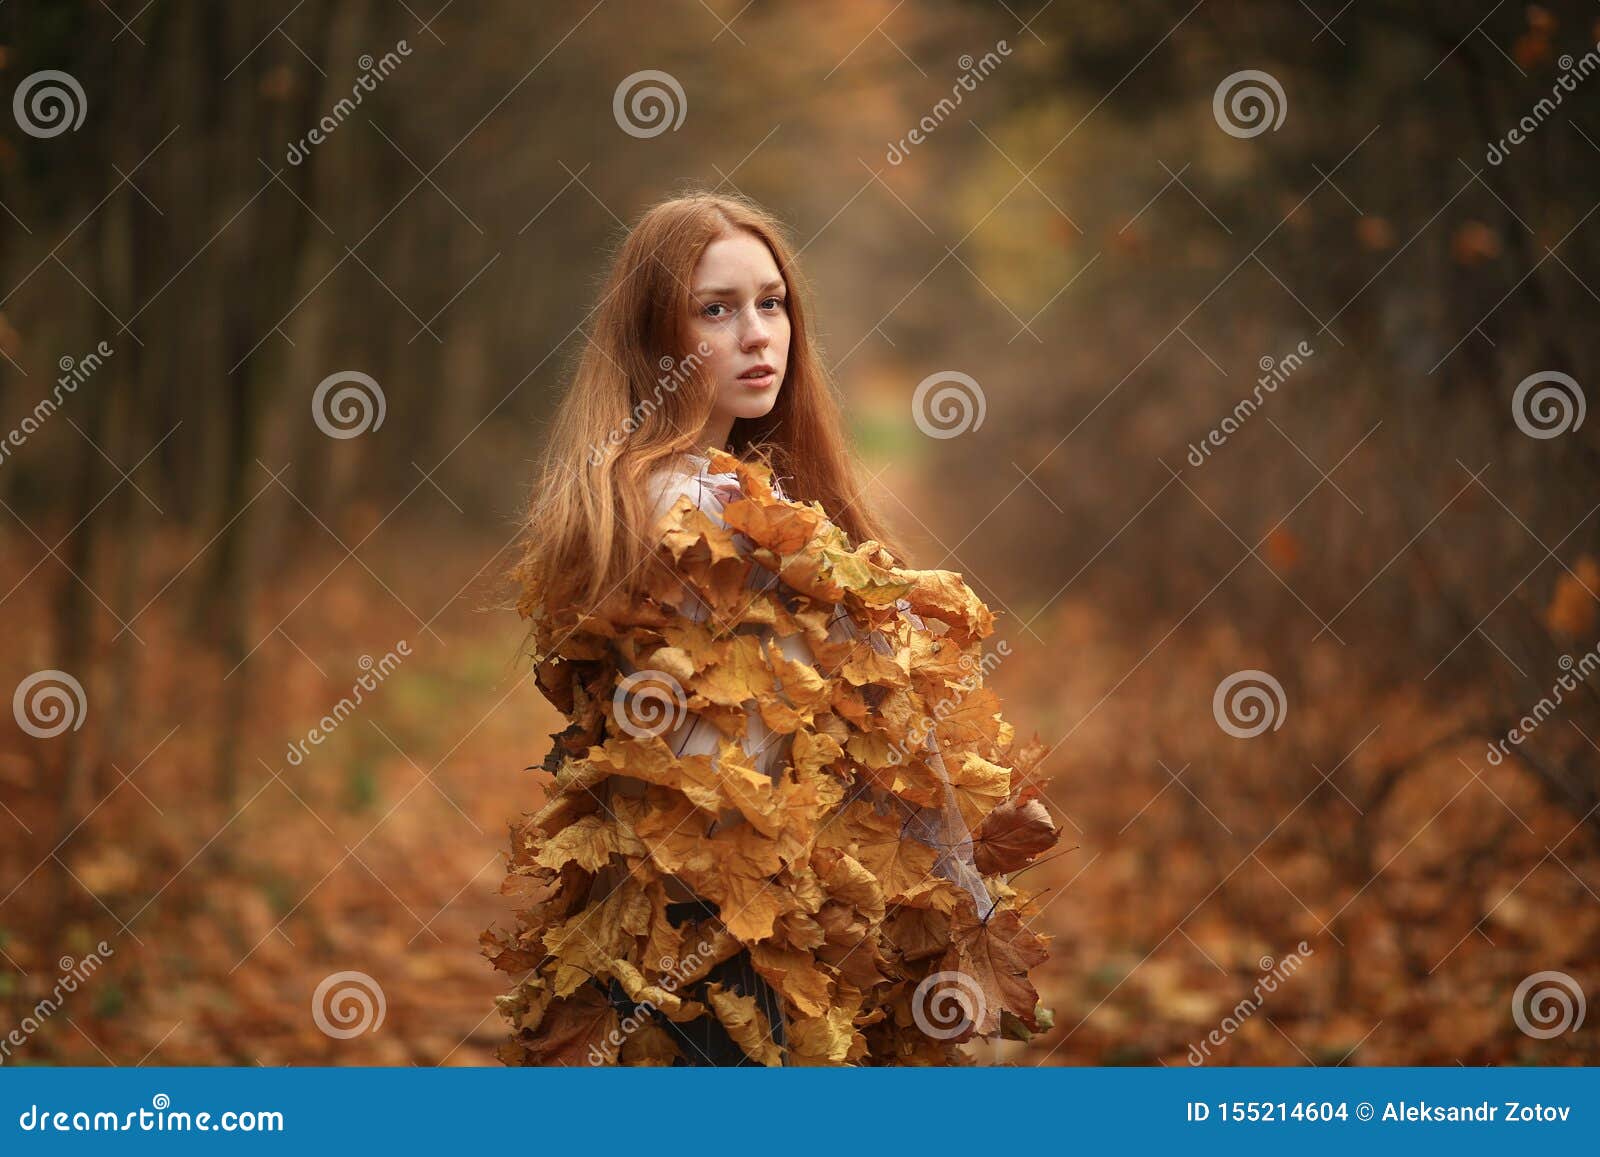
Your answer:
[737,371,777,389]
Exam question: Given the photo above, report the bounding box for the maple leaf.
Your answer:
[973,790,1061,875]
[749,941,835,1017]
[818,800,940,902]
[939,903,1051,1035]
[519,985,619,1066]
[704,981,784,1065]
[785,1004,860,1065]
[493,445,1061,1066]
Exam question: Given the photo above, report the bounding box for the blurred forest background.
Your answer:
[2,0,1599,1065]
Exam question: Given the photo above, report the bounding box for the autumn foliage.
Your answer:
[482,450,1061,1065]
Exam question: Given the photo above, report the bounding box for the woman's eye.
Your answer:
[702,303,727,318]
[761,297,785,311]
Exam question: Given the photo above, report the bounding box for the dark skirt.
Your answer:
[601,897,788,1066]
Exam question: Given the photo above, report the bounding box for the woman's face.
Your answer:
[686,230,790,447]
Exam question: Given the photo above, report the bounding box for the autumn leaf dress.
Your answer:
[484,448,1061,1066]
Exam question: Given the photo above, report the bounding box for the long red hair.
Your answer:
[513,188,908,625]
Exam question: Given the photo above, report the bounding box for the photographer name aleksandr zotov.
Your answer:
[1382,1101,1571,1123]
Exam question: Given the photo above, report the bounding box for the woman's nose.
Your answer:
[739,307,770,349]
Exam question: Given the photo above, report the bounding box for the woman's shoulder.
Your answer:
[647,451,742,526]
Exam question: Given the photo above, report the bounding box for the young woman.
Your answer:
[485,190,1060,1066]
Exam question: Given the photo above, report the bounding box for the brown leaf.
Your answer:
[939,904,1051,1034]
[973,793,1061,875]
